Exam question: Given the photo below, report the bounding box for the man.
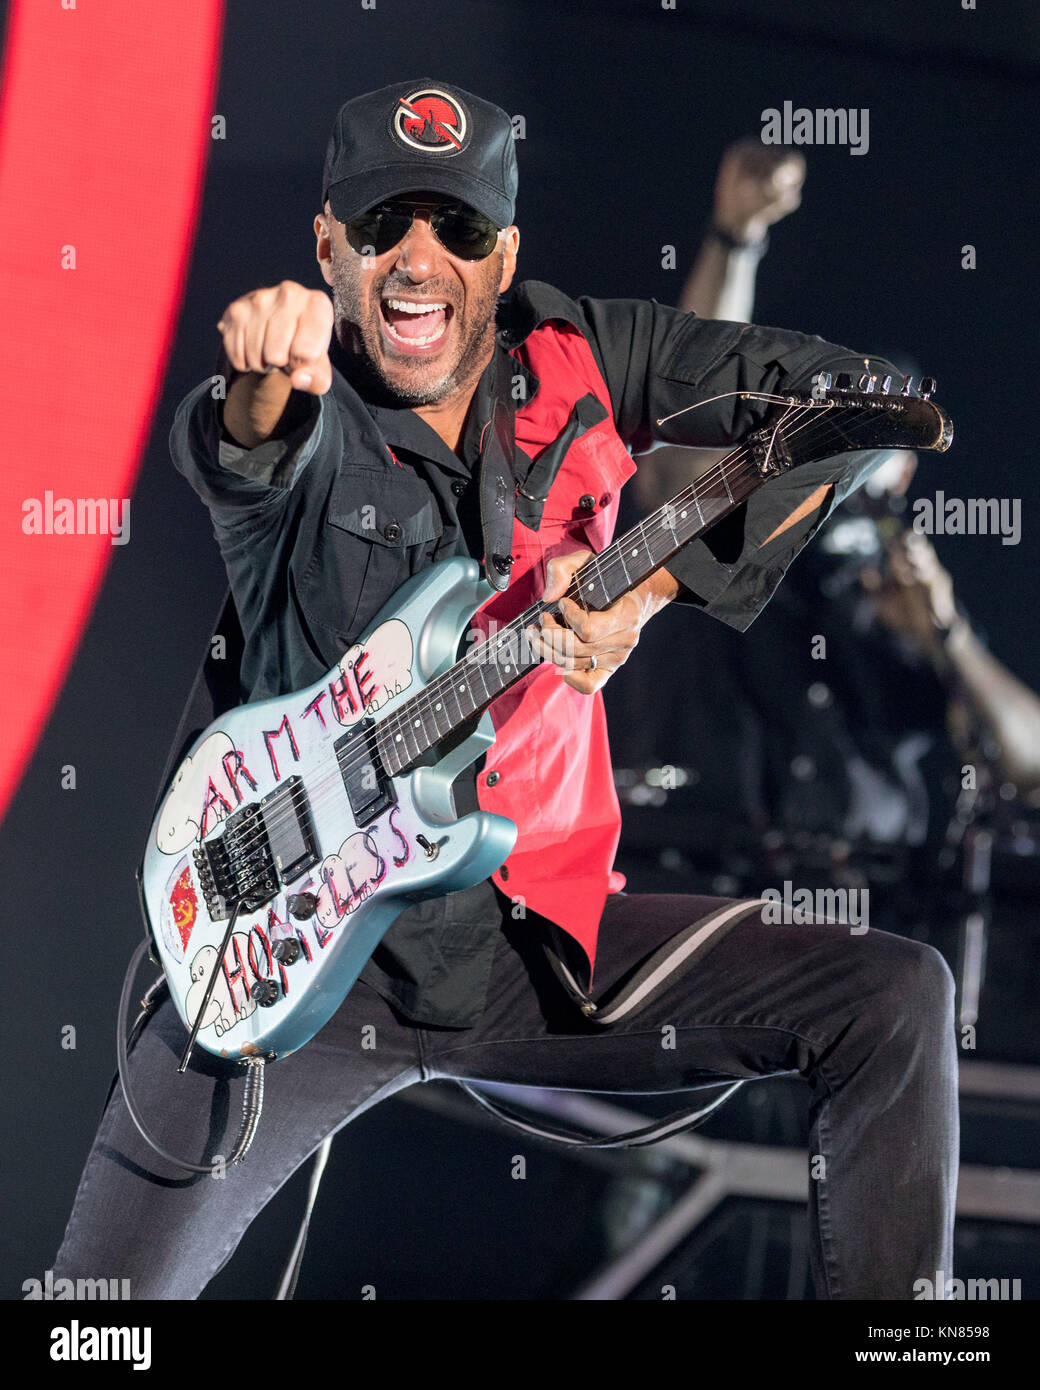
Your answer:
[51,80,956,1300]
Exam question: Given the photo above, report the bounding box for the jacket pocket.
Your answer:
[297,466,443,647]
[539,423,637,555]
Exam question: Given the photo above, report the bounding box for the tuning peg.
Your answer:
[900,376,915,397]
[859,373,877,393]
[919,377,936,400]
[835,373,853,391]
[880,374,893,394]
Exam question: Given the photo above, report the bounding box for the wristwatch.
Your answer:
[707,222,770,256]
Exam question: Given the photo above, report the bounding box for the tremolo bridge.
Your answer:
[193,775,318,920]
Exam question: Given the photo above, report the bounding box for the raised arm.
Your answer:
[630,139,806,512]
[678,137,805,321]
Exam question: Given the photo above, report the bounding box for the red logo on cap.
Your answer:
[391,87,470,155]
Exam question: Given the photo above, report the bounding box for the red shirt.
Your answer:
[474,321,636,982]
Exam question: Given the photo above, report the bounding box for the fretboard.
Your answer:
[374,446,762,777]
[364,381,952,776]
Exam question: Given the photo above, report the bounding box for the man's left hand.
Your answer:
[527,549,678,694]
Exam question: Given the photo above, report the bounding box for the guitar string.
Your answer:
[196,400,825,869]
[198,398,902,871]
[236,389,887,854]
[196,398,880,871]
[330,385,897,760]
[204,394,904,873]
[372,401,821,766]
[365,386,909,753]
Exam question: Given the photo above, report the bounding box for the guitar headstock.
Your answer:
[748,372,954,478]
[808,371,953,453]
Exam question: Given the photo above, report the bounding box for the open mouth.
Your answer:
[379,297,454,350]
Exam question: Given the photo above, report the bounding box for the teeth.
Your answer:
[385,298,447,314]
[383,316,448,347]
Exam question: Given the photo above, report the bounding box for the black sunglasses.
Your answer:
[343,200,502,261]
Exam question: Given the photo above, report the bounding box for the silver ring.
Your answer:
[588,654,598,672]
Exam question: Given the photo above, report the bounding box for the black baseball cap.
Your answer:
[322,79,518,228]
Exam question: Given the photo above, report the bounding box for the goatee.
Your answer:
[328,250,504,408]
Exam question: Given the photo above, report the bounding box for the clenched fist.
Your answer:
[713,137,806,246]
[216,281,335,395]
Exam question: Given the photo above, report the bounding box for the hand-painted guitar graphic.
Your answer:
[139,375,953,1062]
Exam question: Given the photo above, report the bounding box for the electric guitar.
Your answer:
[139,374,953,1061]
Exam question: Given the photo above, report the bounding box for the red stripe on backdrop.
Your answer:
[0,0,225,825]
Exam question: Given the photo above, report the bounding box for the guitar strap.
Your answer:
[457,900,765,1148]
[478,342,520,589]
[513,392,609,531]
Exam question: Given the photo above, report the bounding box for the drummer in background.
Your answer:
[606,138,1040,909]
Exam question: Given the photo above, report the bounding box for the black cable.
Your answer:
[117,937,266,1175]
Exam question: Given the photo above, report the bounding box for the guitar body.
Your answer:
[140,557,517,1060]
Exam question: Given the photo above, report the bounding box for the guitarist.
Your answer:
[52,79,957,1300]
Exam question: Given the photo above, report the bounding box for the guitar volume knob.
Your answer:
[250,978,281,1007]
[287,892,318,920]
[272,938,302,966]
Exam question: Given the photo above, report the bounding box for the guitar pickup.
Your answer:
[259,776,319,884]
[335,719,396,827]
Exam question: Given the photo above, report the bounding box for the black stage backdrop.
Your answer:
[2,0,1036,1301]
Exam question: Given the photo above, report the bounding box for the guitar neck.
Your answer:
[375,383,953,777]
[376,445,759,777]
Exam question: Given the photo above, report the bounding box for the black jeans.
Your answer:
[52,892,958,1299]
